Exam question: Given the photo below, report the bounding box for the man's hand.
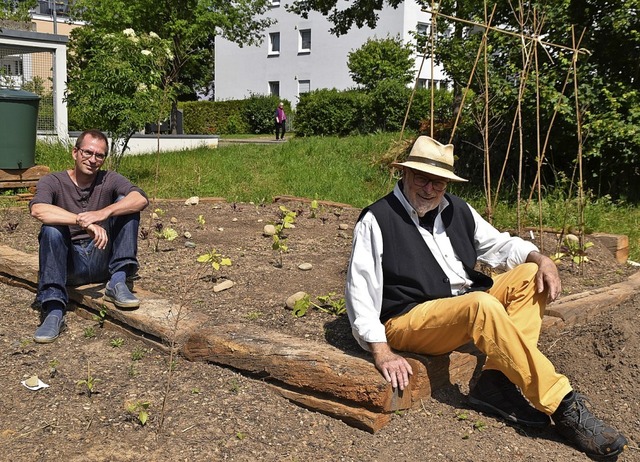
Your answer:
[86,223,108,250]
[76,210,108,229]
[369,342,413,391]
[527,251,562,302]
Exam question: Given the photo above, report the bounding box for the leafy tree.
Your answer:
[347,36,414,90]
[0,0,36,22]
[69,0,274,132]
[289,0,640,200]
[288,0,403,36]
[66,29,174,165]
[434,0,640,200]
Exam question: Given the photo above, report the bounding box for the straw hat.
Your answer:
[391,136,467,182]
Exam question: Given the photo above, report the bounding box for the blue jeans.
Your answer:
[36,212,140,308]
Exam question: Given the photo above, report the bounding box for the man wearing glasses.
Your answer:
[345,136,627,458]
[30,129,149,343]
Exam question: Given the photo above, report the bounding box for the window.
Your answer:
[36,0,71,16]
[298,80,310,95]
[268,32,280,55]
[416,22,430,37]
[269,81,280,97]
[299,29,311,53]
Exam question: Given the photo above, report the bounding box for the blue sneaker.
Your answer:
[33,311,65,343]
[104,281,140,309]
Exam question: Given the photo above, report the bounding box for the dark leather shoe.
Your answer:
[469,369,551,428]
[553,392,628,458]
[33,311,65,343]
[105,281,140,309]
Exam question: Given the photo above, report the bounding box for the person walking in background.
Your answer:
[275,101,287,140]
[29,129,149,343]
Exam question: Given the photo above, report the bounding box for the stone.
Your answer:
[217,227,224,232]
[298,263,313,271]
[263,224,277,236]
[213,280,235,293]
[338,231,350,239]
[183,231,192,239]
[338,223,349,230]
[152,212,159,220]
[170,217,178,224]
[184,241,196,248]
[185,196,200,206]
[285,291,308,310]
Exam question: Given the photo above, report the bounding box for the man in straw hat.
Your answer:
[345,135,627,458]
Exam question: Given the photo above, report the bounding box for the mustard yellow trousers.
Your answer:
[384,263,572,414]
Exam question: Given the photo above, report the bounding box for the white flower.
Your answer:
[149,31,160,39]
[123,28,136,37]
[141,49,152,56]
[137,83,148,92]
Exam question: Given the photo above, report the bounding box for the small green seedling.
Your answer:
[196,248,232,281]
[293,292,347,317]
[153,208,165,218]
[49,359,59,378]
[271,206,297,267]
[76,361,100,397]
[473,420,487,431]
[131,346,146,361]
[128,363,138,378]
[197,214,206,229]
[247,311,262,320]
[229,378,241,394]
[551,235,594,265]
[84,326,96,338]
[309,199,319,218]
[153,223,178,252]
[125,400,151,426]
[92,307,108,328]
[110,337,125,348]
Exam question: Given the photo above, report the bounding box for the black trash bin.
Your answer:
[0,88,41,169]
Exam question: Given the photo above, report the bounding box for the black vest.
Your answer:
[362,191,493,323]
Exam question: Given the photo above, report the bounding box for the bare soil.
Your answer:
[0,198,638,462]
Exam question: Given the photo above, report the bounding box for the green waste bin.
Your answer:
[0,88,41,169]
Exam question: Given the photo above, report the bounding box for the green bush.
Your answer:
[243,94,289,134]
[180,100,249,135]
[295,89,370,136]
[180,97,290,135]
[368,79,411,132]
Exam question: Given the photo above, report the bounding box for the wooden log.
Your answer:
[546,271,640,325]
[591,233,629,264]
[182,324,395,411]
[181,324,484,413]
[0,165,50,182]
[269,386,392,433]
[0,180,40,188]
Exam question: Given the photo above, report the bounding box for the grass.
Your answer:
[32,134,640,261]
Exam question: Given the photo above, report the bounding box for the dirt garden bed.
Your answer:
[0,198,638,461]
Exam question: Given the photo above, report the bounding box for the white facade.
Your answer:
[214,1,449,107]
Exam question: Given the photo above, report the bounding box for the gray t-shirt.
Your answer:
[30,170,147,241]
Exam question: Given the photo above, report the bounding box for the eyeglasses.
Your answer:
[77,148,107,162]
[411,172,448,191]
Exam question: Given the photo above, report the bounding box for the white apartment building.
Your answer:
[214,0,450,107]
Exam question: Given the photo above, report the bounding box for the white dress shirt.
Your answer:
[345,183,539,351]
